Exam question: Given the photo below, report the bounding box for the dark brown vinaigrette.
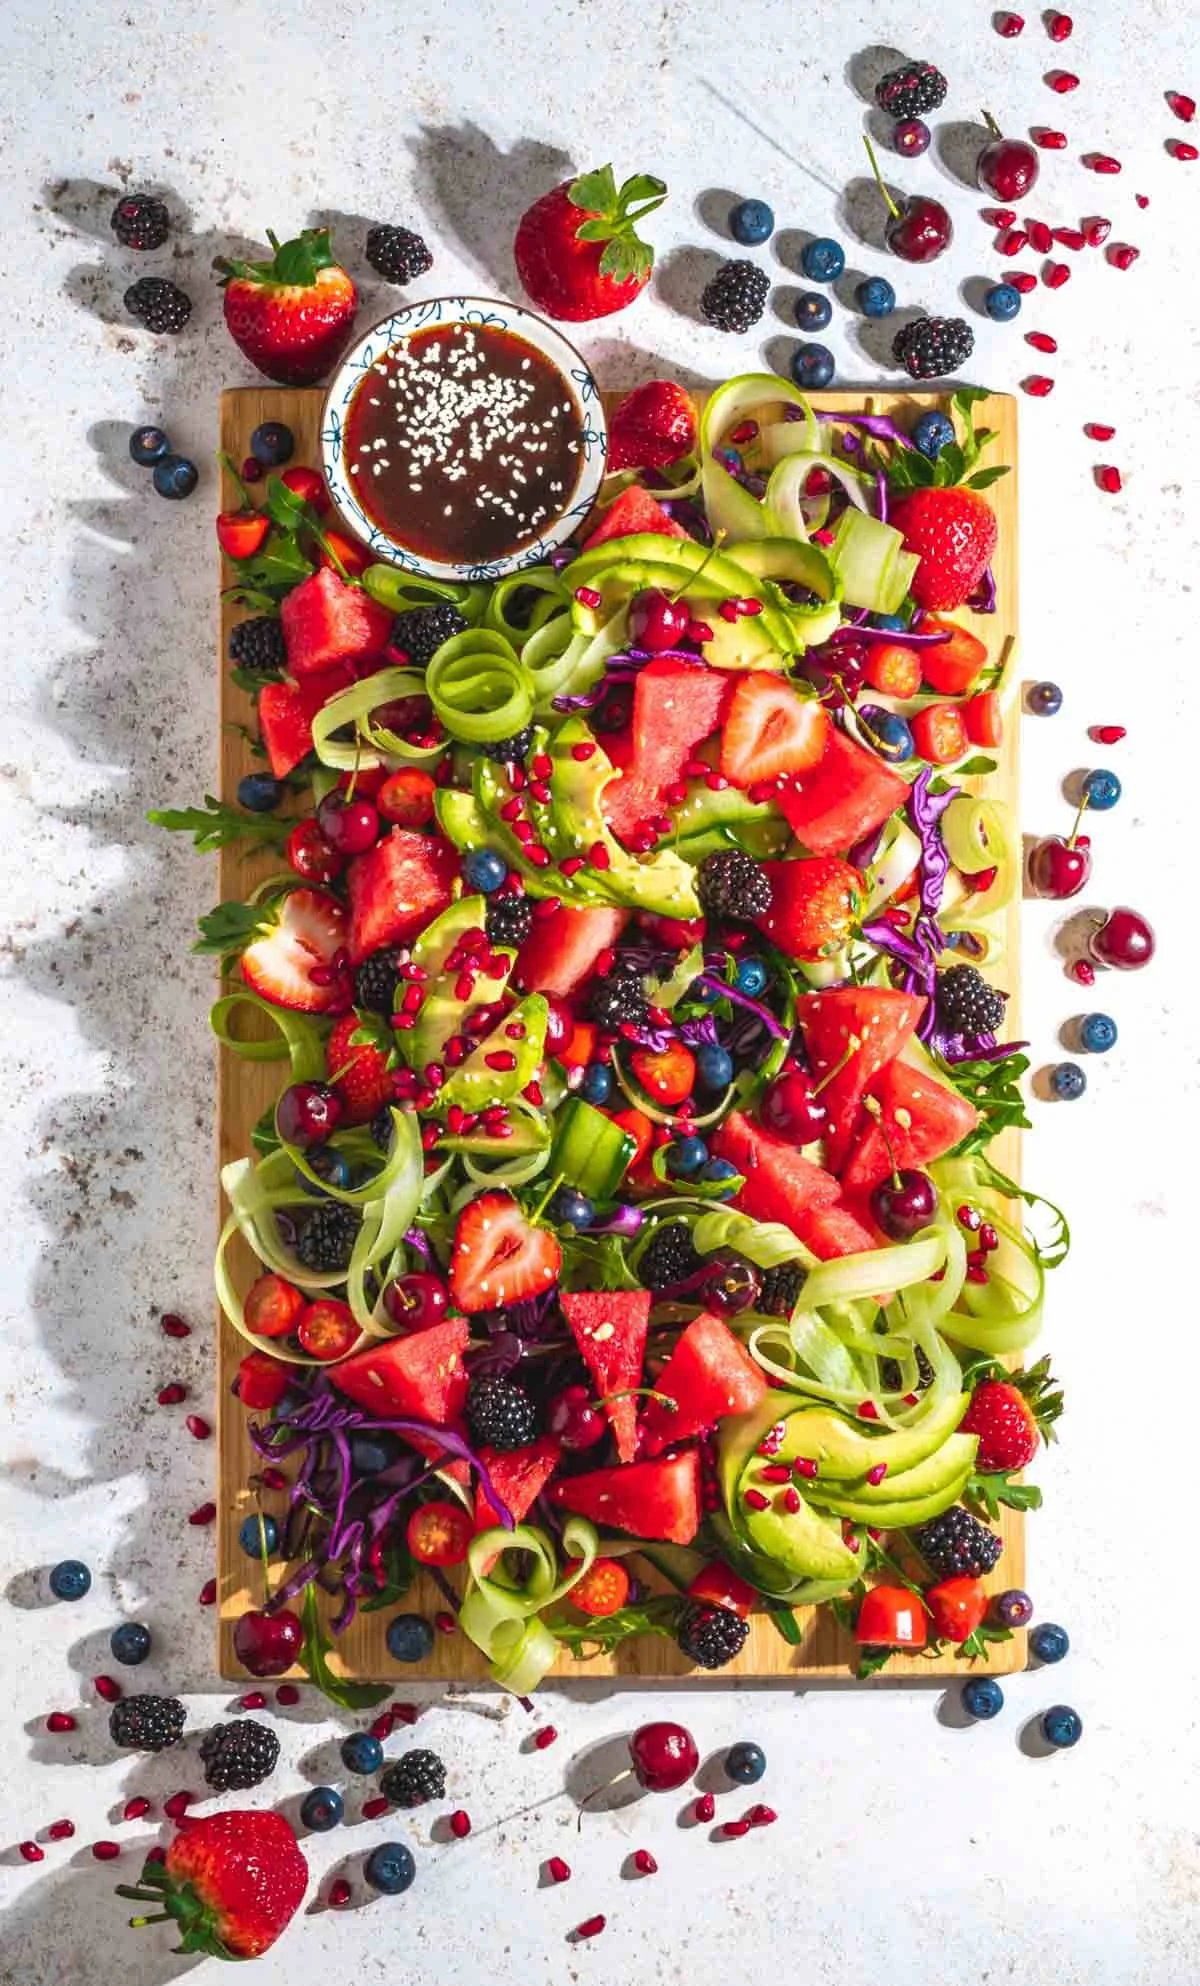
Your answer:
[342,321,588,566]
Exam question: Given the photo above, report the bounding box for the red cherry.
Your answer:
[316,792,381,855]
[628,1720,699,1792]
[628,589,690,654]
[286,819,345,883]
[886,194,953,263]
[383,1273,449,1331]
[760,1071,828,1143]
[870,1169,937,1240]
[277,1080,344,1147]
[978,134,1041,201]
[232,1607,303,1678]
[542,995,573,1055]
[1028,835,1092,899]
[546,1384,607,1451]
[798,635,867,707]
[1090,907,1155,970]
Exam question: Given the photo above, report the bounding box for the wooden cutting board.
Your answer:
[215,382,1022,1684]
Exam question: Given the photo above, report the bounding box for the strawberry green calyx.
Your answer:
[215,227,340,291]
[566,167,668,283]
[117,1861,237,1962]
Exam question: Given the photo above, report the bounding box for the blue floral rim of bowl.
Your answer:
[320,297,607,582]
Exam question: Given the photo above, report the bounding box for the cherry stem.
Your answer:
[863,1094,901,1189]
[129,1914,172,1929]
[668,529,726,604]
[217,449,254,511]
[862,137,900,219]
[578,1766,635,1831]
[256,1500,272,1614]
[1067,791,1090,849]
[810,1033,862,1098]
[529,1171,564,1227]
[597,1386,678,1413]
[346,732,363,804]
[981,109,1003,139]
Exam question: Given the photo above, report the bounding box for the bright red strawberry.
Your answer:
[449,1191,561,1313]
[117,1810,307,1959]
[924,1576,988,1645]
[959,1358,1063,1472]
[889,487,999,612]
[754,857,864,961]
[514,165,667,322]
[325,1012,394,1122]
[216,511,270,560]
[719,673,831,787]
[239,888,349,1014]
[216,228,357,386]
[606,380,697,473]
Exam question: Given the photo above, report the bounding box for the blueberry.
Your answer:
[729,198,775,246]
[700,1157,740,1196]
[550,1186,594,1230]
[985,282,1023,322]
[858,704,914,764]
[250,421,295,467]
[1040,1703,1083,1749]
[239,1513,279,1558]
[856,276,896,318]
[668,1135,709,1177]
[365,1841,417,1895]
[340,1731,385,1775]
[992,1588,1033,1629]
[152,454,199,500]
[49,1560,91,1602]
[386,1613,435,1664]
[911,411,955,461]
[298,1145,353,1197]
[109,1621,152,1666]
[791,342,835,389]
[961,1676,1004,1720]
[800,236,845,283]
[129,425,171,467]
[695,1043,733,1091]
[893,117,931,157]
[871,612,909,632]
[273,1384,309,1423]
[735,958,768,997]
[351,1431,406,1476]
[300,1786,344,1831]
[238,772,284,813]
[794,290,832,332]
[1050,1061,1086,1101]
[1079,1012,1118,1054]
[725,1740,766,1784]
[1029,1621,1070,1664]
[1082,767,1121,811]
[463,847,508,893]
[581,1062,613,1106]
[1027,680,1063,716]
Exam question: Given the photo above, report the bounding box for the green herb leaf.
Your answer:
[966,1469,1043,1521]
[855,1642,898,1679]
[549,1593,682,1658]
[250,1103,282,1157]
[764,1599,803,1646]
[149,796,289,855]
[224,586,285,617]
[972,1156,1071,1268]
[557,1231,640,1293]
[263,474,310,531]
[193,899,269,957]
[966,465,1012,491]
[943,1052,1032,1155]
[223,533,315,601]
[230,664,282,695]
[360,1540,416,1614]
[954,1620,1013,1664]
[936,442,966,486]
[298,1583,392,1709]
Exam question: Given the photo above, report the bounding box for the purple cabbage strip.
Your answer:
[403,1227,433,1265]
[816,410,916,448]
[875,469,888,525]
[940,1035,1029,1066]
[853,624,951,647]
[676,1013,720,1047]
[967,566,997,614]
[693,974,790,1039]
[591,1202,645,1237]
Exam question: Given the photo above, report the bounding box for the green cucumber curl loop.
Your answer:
[362,564,486,622]
[482,567,571,644]
[427,631,536,745]
[311,667,445,772]
[210,991,326,1079]
[459,1517,600,1693]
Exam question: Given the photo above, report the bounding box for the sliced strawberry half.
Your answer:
[448,1191,562,1314]
[240,888,348,1014]
[719,673,831,788]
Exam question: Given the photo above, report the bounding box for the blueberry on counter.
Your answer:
[729,198,775,245]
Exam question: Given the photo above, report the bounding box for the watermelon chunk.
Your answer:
[581,486,689,552]
[514,904,629,999]
[639,1312,767,1456]
[709,1109,842,1234]
[794,1201,881,1260]
[330,1316,469,1424]
[346,828,459,963]
[796,987,925,1172]
[258,668,355,778]
[603,658,730,845]
[550,1451,701,1544]
[560,1290,651,1464]
[473,1435,562,1532]
[777,728,909,856]
[281,567,394,678]
[840,1058,980,1194]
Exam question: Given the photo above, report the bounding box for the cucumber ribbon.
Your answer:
[311,666,443,771]
[427,630,535,744]
[459,1518,600,1693]
[210,991,326,1078]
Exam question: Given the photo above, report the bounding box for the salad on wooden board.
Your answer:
[157,366,1070,1693]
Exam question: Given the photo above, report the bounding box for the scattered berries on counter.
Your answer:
[794,290,833,331]
[109,1694,186,1753]
[636,1220,703,1293]
[893,117,931,156]
[111,192,170,250]
[874,60,948,120]
[380,1749,447,1808]
[962,1677,1004,1719]
[124,278,192,333]
[1040,1704,1083,1748]
[724,1741,767,1784]
[791,342,836,389]
[934,963,1007,1037]
[366,225,434,284]
[993,1588,1034,1628]
[729,198,775,245]
[912,1506,1003,1581]
[354,948,404,1014]
[1050,1061,1086,1100]
[911,410,955,460]
[340,1731,385,1775]
[364,1841,418,1894]
[466,1376,539,1452]
[199,1719,281,1791]
[486,892,535,950]
[229,615,286,673]
[387,602,467,670]
[856,275,896,317]
[1082,767,1121,811]
[985,282,1022,321]
[701,260,771,333]
[800,236,846,283]
[1027,680,1063,715]
[1079,1012,1117,1053]
[295,1202,360,1273]
[109,1622,152,1666]
[152,455,199,500]
[632,1847,658,1874]
[892,316,975,380]
[676,1599,750,1669]
[129,424,171,466]
[1030,1621,1070,1663]
[49,1559,91,1601]
[300,1787,344,1831]
[697,849,773,922]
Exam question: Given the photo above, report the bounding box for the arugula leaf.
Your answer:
[764,1599,802,1646]
[360,1540,416,1614]
[222,533,314,602]
[263,474,311,531]
[971,1158,1071,1268]
[225,586,286,617]
[944,1053,1032,1154]
[150,795,289,854]
[855,1642,898,1679]
[929,755,997,793]
[558,1231,640,1293]
[966,1469,1043,1521]
[250,1103,282,1157]
[298,1584,391,1709]
[966,464,1012,491]
[549,1594,682,1658]
[954,1621,1013,1664]
[230,663,283,694]
[193,899,269,957]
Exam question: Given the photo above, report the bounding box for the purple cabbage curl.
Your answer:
[816,410,916,449]
[967,566,997,614]
[676,1012,720,1048]
[591,1202,645,1237]
[693,973,790,1040]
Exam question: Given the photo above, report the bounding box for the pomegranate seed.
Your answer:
[967,1263,990,1284]
[124,1796,153,1821]
[1046,9,1072,37]
[188,1501,217,1525]
[571,741,596,761]
[1167,90,1196,123]
[718,599,740,623]
[1085,154,1122,174]
[740,597,764,617]
[47,1818,76,1840]
[866,1462,889,1486]
[794,1457,819,1479]
[758,1463,792,1483]
[1096,465,1122,494]
[46,1712,77,1733]
[450,1810,472,1838]
[260,1466,287,1491]
[575,1916,606,1939]
[979,1223,1001,1252]
[730,419,758,443]
[276,1683,300,1705]
[633,1848,658,1874]
[694,1793,716,1823]
[483,1051,517,1074]
[748,1804,778,1827]
[1026,331,1057,352]
[185,1415,211,1440]
[682,761,709,780]
[534,1725,558,1750]
[528,779,551,804]
[362,1795,390,1819]
[1024,376,1055,397]
[1033,128,1068,148]
[92,1841,121,1861]
[1053,227,1086,250]
[995,11,1024,33]
[782,1486,802,1514]
[157,1382,187,1405]
[531,753,552,778]
[512,820,535,846]
[1025,219,1052,252]
[329,1878,352,1907]
[402,982,425,1013]
[1009,271,1038,293]
[857,1400,879,1421]
[574,586,602,609]
[19,1841,45,1862]
[957,1204,982,1230]
[93,1675,122,1702]
[687,621,714,643]
[722,1819,751,1839]
[558,855,586,877]
[435,1611,457,1634]
[161,1312,191,1338]
[1107,244,1139,270]
[1168,140,1199,161]
[547,1856,572,1883]
[1043,262,1069,288]
[198,1578,217,1606]
[1082,216,1112,245]
[1085,421,1116,440]
[1069,959,1096,985]
[983,206,1017,227]
[998,228,1028,256]
[588,842,611,870]
[1135,192,1150,206]
[1090,724,1126,744]
[164,1792,193,1822]
[1046,70,1078,93]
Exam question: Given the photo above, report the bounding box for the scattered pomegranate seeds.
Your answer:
[998,228,1028,256]
[276,1683,300,1705]
[46,1818,76,1841]
[857,1400,879,1421]
[1085,154,1122,173]
[782,1486,802,1514]
[238,1691,267,1711]
[1096,466,1122,493]
[19,1841,45,1862]
[730,419,758,443]
[157,1382,187,1406]
[1047,9,1072,36]
[1043,262,1070,288]
[1085,421,1116,439]
[124,1796,152,1820]
[1033,128,1068,148]
[694,1793,716,1823]
[1026,331,1058,353]
[1082,216,1112,245]
[1168,140,1198,161]
[983,205,1017,227]
[188,1501,217,1525]
[546,1856,572,1883]
[450,1810,472,1839]
[748,1804,778,1827]
[1046,70,1078,93]
[198,1578,217,1606]
[1009,270,1038,293]
[721,1819,751,1839]
[1070,959,1096,985]
[46,1711,77,1733]
[362,1795,390,1820]
[161,1312,191,1338]
[144,1847,166,1866]
[185,1415,211,1440]
[995,10,1025,33]
[329,1878,352,1907]
[1053,226,1085,250]
[575,1916,606,1939]
[392,1702,419,1726]
[164,1791,194,1822]
[793,1456,819,1479]
[533,1724,558,1750]
[92,1841,121,1861]
[632,1848,658,1874]
[1107,244,1140,270]
[573,586,602,610]
[866,1462,889,1486]
[1090,724,1127,745]
[743,1487,770,1512]
[1026,219,1052,253]
[1168,90,1197,122]
[93,1675,122,1703]
[259,1466,287,1491]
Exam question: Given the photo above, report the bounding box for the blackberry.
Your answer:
[465,1377,538,1452]
[879,1343,935,1393]
[354,948,404,1014]
[295,1203,359,1274]
[759,1261,808,1317]
[892,316,975,381]
[371,1107,394,1151]
[109,1693,186,1753]
[696,849,773,922]
[475,725,534,764]
[586,961,648,1031]
[387,603,467,671]
[637,1221,703,1293]
[199,1719,280,1791]
[124,278,192,333]
[379,1748,446,1808]
[486,894,534,950]
[366,225,434,285]
[110,192,170,251]
[229,616,286,673]
[874,60,948,121]
[935,964,1007,1037]
[701,260,771,334]
[676,1600,749,1670]
[912,1505,1003,1581]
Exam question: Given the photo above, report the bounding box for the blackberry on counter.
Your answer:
[295,1203,359,1274]
[380,1749,447,1808]
[701,260,771,333]
[486,893,534,950]
[676,1600,750,1670]
[366,224,435,284]
[109,1694,186,1753]
[586,959,649,1031]
[759,1261,808,1317]
[892,316,975,381]
[229,616,286,674]
[697,849,773,922]
[475,725,534,764]
[637,1221,703,1293]
[466,1376,538,1451]
[199,1719,280,1792]
[912,1505,1003,1581]
[110,193,170,250]
[354,949,404,1014]
[935,964,1008,1037]
[124,278,192,333]
[388,603,467,671]
[874,61,948,120]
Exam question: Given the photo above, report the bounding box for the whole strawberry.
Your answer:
[117,1810,307,1959]
[889,486,998,612]
[514,165,666,322]
[607,381,697,473]
[960,1357,1063,1473]
[754,856,864,961]
[326,1011,395,1123]
[216,228,357,386]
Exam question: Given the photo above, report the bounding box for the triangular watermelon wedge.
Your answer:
[709,1109,841,1235]
[559,1290,651,1464]
[792,1200,881,1260]
[473,1435,562,1532]
[329,1316,469,1425]
[549,1451,701,1544]
[777,727,909,856]
[796,987,925,1172]
[603,658,730,846]
[581,486,689,552]
[839,1058,980,1194]
[639,1313,767,1456]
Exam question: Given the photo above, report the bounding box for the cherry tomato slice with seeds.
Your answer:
[629,1041,695,1106]
[566,1557,631,1617]
[244,1272,307,1340]
[964,690,1004,749]
[295,1298,360,1362]
[911,702,968,766]
[406,1499,474,1567]
[919,617,989,696]
[854,1584,928,1648]
[863,642,922,699]
[377,769,438,827]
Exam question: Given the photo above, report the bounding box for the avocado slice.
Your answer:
[568,536,798,659]
[706,1509,855,1602]
[803,1432,978,1509]
[438,992,549,1112]
[543,718,702,919]
[402,896,516,1070]
[739,1489,862,1584]
[806,1465,975,1529]
[751,1388,970,1483]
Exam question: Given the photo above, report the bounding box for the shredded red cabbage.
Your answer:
[967,566,997,614]
[854,624,951,647]
[875,469,888,524]
[816,410,916,449]
[694,974,790,1039]
[591,1202,645,1237]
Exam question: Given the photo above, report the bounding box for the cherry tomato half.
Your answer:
[279,465,331,514]
[924,1576,988,1644]
[295,1298,360,1362]
[863,642,922,699]
[378,769,438,827]
[566,1557,631,1618]
[854,1584,928,1649]
[687,1561,758,1620]
[557,1020,597,1070]
[630,1041,695,1106]
[920,617,989,696]
[964,689,1003,749]
[406,1499,474,1567]
[244,1273,307,1340]
[286,819,345,884]
[319,528,372,578]
[911,702,968,766]
[237,1349,293,1411]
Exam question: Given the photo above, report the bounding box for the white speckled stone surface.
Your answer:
[1,2,1197,1980]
